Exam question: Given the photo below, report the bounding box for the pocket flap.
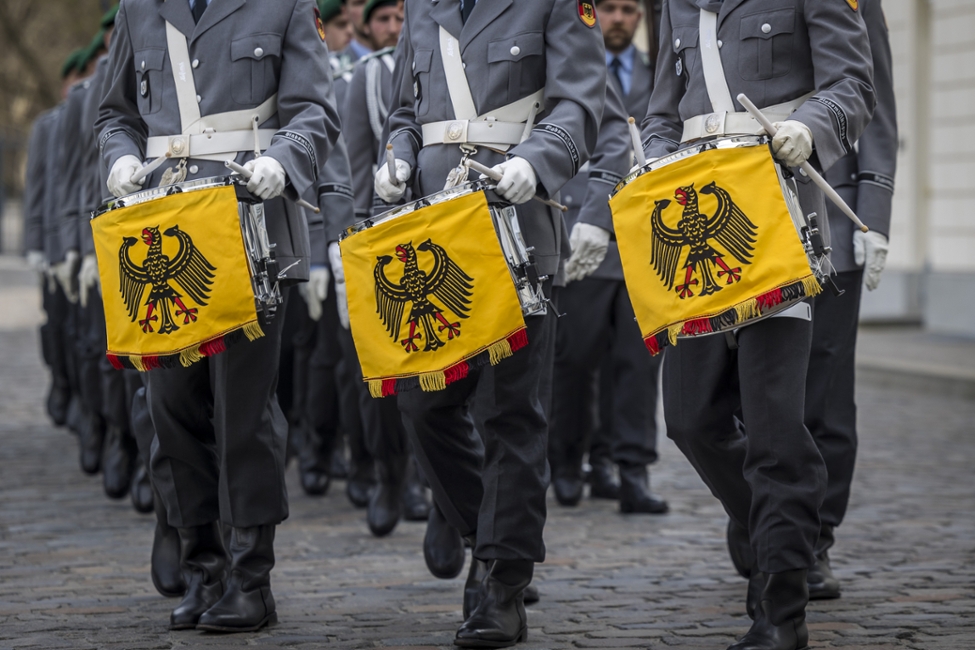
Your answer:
[671,27,699,53]
[413,49,434,73]
[740,10,796,40]
[134,49,166,72]
[487,32,544,62]
[231,34,283,61]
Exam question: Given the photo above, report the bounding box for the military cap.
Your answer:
[363,0,398,23]
[100,5,120,29]
[80,29,108,70]
[318,0,345,23]
[61,49,85,79]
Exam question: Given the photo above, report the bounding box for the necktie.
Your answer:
[609,57,625,95]
[461,0,476,24]
[191,0,207,24]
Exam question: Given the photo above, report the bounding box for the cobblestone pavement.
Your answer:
[1,258,974,650]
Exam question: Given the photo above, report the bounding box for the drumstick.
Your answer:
[628,117,647,168]
[736,93,869,233]
[385,144,397,180]
[463,158,568,213]
[225,160,320,214]
[131,154,171,185]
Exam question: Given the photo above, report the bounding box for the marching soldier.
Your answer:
[96,0,340,632]
[551,0,667,515]
[642,1,874,649]
[377,0,606,645]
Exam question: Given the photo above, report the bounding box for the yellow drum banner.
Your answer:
[341,191,528,397]
[91,185,263,371]
[610,144,821,356]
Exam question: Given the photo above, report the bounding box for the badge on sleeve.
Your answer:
[578,1,597,28]
[315,7,327,41]
[845,0,859,10]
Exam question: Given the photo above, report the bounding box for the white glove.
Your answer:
[328,242,350,329]
[27,250,47,274]
[771,121,814,168]
[374,159,412,203]
[54,250,80,304]
[78,254,100,308]
[853,230,889,292]
[107,155,144,198]
[301,266,330,321]
[486,157,537,205]
[243,157,287,200]
[565,223,612,283]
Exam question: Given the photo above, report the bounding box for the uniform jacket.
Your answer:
[642,0,876,232]
[309,130,356,262]
[23,111,54,255]
[58,81,90,256]
[386,0,607,277]
[824,0,896,273]
[79,57,111,257]
[95,0,341,282]
[43,105,68,263]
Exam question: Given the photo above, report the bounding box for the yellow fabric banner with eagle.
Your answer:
[610,144,820,356]
[91,185,263,371]
[341,191,528,397]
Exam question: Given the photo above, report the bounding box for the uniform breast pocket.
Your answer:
[670,27,699,85]
[230,34,282,105]
[412,49,433,118]
[738,9,795,81]
[134,49,166,115]
[487,32,544,100]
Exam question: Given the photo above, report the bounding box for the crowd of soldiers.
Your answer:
[20,0,896,648]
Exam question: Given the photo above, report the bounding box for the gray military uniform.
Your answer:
[642,0,875,579]
[96,0,341,529]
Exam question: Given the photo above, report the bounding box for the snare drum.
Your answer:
[610,135,825,356]
[91,176,281,371]
[339,181,545,397]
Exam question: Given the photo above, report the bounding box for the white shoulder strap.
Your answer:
[165,22,202,133]
[698,10,736,113]
[438,26,477,121]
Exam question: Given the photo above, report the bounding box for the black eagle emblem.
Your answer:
[374,239,474,353]
[118,225,216,335]
[650,181,758,299]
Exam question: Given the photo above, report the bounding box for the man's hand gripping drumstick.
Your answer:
[463,158,567,212]
[225,160,320,213]
[737,93,868,233]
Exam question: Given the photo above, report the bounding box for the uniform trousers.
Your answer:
[40,281,71,386]
[805,270,863,550]
[663,315,827,573]
[76,293,106,421]
[148,295,290,529]
[398,300,554,562]
[551,278,660,473]
[300,279,343,477]
[278,287,318,457]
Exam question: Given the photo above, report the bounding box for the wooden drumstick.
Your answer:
[385,144,397,180]
[464,158,568,213]
[737,93,869,233]
[225,160,320,213]
[628,117,647,168]
[130,154,171,185]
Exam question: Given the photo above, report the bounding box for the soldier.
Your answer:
[320,0,354,57]
[96,0,340,632]
[376,1,605,645]
[344,0,373,60]
[642,1,874,649]
[551,0,667,515]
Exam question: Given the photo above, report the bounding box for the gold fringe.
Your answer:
[735,298,761,322]
[801,275,823,298]
[667,324,682,346]
[180,345,203,368]
[368,380,384,399]
[488,339,513,366]
[243,321,265,342]
[420,372,447,392]
[129,356,145,372]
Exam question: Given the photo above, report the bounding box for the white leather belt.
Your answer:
[422,120,526,148]
[681,93,813,143]
[146,129,276,161]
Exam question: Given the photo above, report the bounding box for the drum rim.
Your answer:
[92,175,243,220]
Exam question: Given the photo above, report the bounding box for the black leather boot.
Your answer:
[727,518,755,580]
[151,487,186,598]
[552,468,584,507]
[456,559,531,648]
[463,557,490,620]
[808,526,840,600]
[102,425,136,499]
[169,523,225,629]
[298,421,332,497]
[329,446,349,479]
[588,456,621,500]
[402,459,432,521]
[46,379,71,427]
[425,502,465,579]
[522,584,539,606]
[728,570,809,650]
[129,458,154,514]
[78,410,105,475]
[746,571,767,620]
[197,525,277,633]
[368,458,404,537]
[346,462,375,509]
[618,463,668,514]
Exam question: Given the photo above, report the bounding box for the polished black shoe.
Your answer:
[463,557,490,620]
[729,570,809,650]
[129,459,154,514]
[523,584,539,606]
[402,466,431,522]
[618,463,668,514]
[552,474,583,507]
[346,464,375,509]
[65,394,83,435]
[455,560,531,649]
[152,488,187,598]
[588,457,620,500]
[197,526,277,633]
[170,523,226,629]
[425,503,465,579]
[807,552,841,600]
[78,411,106,475]
[329,446,349,480]
[300,468,331,496]
[102,425,136,499]
[368,481,402,537]
[46,380,71,426]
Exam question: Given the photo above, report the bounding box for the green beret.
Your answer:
[100,5,119,29]
[80,30,108,70]
[61,49,85,79]
[317,0,344,23]
[363,0,397,23]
